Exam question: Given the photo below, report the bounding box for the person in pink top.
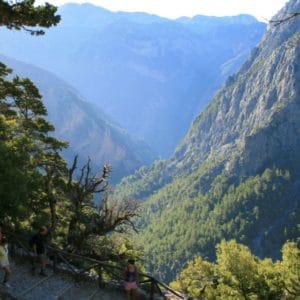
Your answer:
[123,259,139,300]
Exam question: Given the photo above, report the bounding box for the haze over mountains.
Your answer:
[115,0,300,282]
[0,0,299,292]
[0,4,266,157]
[0,55,156,182]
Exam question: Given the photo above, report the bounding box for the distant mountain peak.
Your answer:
[178,14,259,24]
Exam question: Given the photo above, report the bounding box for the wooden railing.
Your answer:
[6,232,188,300]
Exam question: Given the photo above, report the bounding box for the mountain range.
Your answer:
[0,55,156,182]
[0,5,266,156]
[1,0,298,284]
[115,0,300,282]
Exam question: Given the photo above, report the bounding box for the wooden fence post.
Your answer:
[150,278,155,300]
[97,265,104,288]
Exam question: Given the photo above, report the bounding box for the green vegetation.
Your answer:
[0,62,139,262]
[0,0,60,35]
[135,168,298,282]
[114,6,300,284]
[0,0,140,265]
[171,240,299,300]
[0,63,67,226]
[116,160,172,201]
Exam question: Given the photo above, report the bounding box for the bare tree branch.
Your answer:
[65,156,139,254]
[68,155,78,186]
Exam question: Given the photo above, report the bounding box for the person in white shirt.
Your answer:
[0,235,11,288]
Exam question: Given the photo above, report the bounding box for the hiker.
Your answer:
[29,226,48,276]
[0,236,11,288]
[123,259,139,300]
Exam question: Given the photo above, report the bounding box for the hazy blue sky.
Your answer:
[40,0,289,21]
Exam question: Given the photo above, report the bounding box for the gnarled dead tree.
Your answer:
[96,194,140,234]
[65,155,140,253]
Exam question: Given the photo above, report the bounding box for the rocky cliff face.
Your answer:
[115,0,300,282]
[176,0,300,180]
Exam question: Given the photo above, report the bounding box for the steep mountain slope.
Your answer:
[116,0,300,282]
[0,55,156,182]
[0,5,266,156]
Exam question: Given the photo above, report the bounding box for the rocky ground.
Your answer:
[0,258,163,300]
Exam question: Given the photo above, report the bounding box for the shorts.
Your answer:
[124,281,138,291]
[32,253,46,264]
[0,258,9,268]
